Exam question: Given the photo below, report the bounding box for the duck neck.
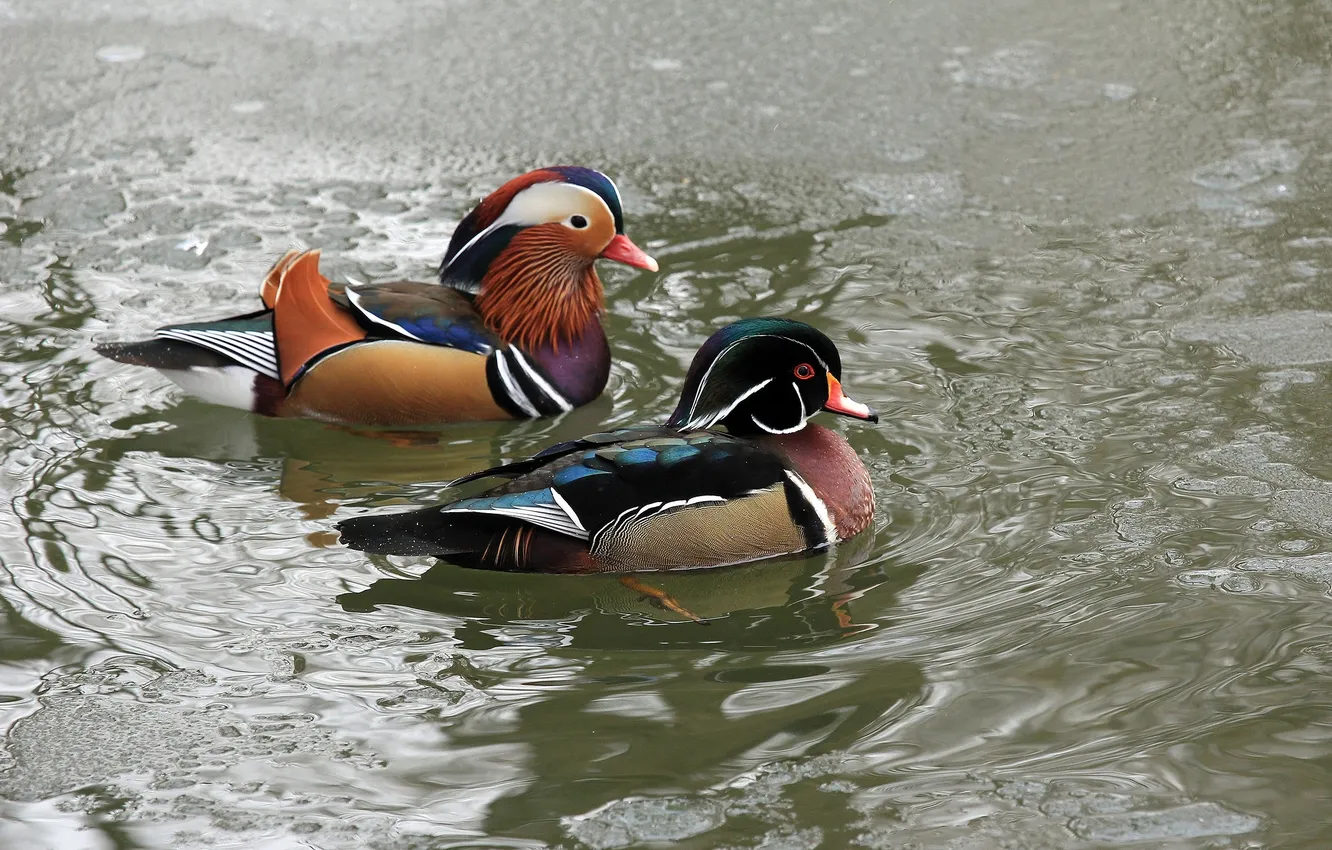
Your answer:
[758,423,875,541]
[520,315,610,408]
[473,231,605,352]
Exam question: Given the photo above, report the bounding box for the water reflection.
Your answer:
[341,544,923,647]
[92,399,617,522]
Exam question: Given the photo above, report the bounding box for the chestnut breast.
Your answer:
[760,424,875,540]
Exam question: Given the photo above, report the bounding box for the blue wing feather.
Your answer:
[333,281,501,354]
[436,427,790,541]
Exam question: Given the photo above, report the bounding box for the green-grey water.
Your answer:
[3,1,1332,847]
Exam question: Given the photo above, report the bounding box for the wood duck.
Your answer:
[336,318,879,573]
[95,166,658,426]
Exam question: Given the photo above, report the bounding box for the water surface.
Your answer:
[2,1,1332,847]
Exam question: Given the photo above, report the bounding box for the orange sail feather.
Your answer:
[272,250,367,386]
[260,249,301,310]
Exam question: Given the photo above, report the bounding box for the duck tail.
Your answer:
[337,509,596,572]
[259,249,302,309]
[95,338,234,369]
[272,250,367,385]
[336,508,481,558]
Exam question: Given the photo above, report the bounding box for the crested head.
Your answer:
[667,318,878,436]
[442,167,626,269]
[438,166,656,350]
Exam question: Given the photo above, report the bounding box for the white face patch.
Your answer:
[441,182,612,276]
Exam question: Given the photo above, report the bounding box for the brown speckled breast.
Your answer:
[760,424,875,540]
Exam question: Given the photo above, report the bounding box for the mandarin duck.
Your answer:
[336,318,879,573]
[96,167,657,426]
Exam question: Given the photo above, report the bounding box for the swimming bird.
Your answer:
[336,318,878,573]
[95,166,657,426]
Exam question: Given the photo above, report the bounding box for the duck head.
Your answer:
[439,166,657,349]
[667,318,879,436]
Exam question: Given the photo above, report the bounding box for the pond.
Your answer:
[2,0,1331,847]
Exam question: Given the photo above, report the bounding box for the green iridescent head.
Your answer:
[667,318,878,436]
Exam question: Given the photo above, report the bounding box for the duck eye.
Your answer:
[569,214,589,229]
[793,363,816,380]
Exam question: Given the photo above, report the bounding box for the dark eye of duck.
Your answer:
[569,214,589,229]
[793,363,816,380]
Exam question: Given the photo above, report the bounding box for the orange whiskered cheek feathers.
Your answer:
[474,224,605,352]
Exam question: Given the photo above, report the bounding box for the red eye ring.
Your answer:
[793,363,816,380]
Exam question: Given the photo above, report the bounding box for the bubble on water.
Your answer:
[1110,498,1193,547]
[943,41,1051,90]
[1191,139,1303,191]
[1172,476,1271,497]
[1280,538,1316,553]
[1259,369,1319,393]
[0,696,212,800]
[1177,569,1229,588]
[139,236,211,269]
[1237,553,1332,589]
[881,145,928,164]
[1102,83,1137,101]
[1177,311,1332,366]
[648,58,683,72]
[230,100,266,114]
[0,676,379,806]
[1173,566,1259,593]
[848,172,964,216]
[1069,801,1260,842]
[563,796,726,849]
[96,45,145,63]
[583,691,675,722]
[174,234,209,255]
[752,827,824,849]
[1191,192,1280,228]
[1268,490,1332,533]
[1249,519,1291,533]
[1220,573,1260,593]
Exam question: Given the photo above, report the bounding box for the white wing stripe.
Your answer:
[785,470,837,545]
[493,351,540,418]
[590,494,728,552]
[155,329,280,380]
[444,498,589,540]
[345,288,428,343]
[509,348,573,412]
[549,488,587,533]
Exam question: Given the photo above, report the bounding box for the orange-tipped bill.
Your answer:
[599,233,659,272]
[824,374,878,423]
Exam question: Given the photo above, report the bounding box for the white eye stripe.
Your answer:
[685,378,771,429]
[442,183,610,274]
[682,334,828,425]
